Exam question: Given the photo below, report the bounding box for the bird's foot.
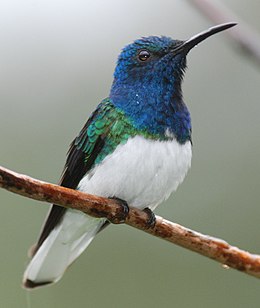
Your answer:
[143,207,156,229]
[108,197,129,224]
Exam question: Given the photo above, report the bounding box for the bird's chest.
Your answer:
[78,135,192,210]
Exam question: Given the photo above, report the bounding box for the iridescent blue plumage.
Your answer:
[110,36,191,144]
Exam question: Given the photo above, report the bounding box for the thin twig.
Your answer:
[188,0,260,66]
[0,165,260,278]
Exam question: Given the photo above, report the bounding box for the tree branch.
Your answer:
[188,0,260,67]
[0,165,259,279]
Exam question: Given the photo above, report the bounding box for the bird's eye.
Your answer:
[138,50,151,62]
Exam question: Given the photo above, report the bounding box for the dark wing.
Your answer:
[31,99,115,255]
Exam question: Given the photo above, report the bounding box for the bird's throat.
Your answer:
[110,77,191,143]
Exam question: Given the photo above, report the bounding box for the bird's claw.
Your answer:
[143,207,156,228]
[108,197,129,224]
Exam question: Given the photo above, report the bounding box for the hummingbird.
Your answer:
[23,22,236,289]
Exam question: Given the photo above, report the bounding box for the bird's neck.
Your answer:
[110,75,191,144]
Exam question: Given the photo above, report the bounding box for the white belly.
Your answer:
[78,135,192,210]
[23,135,192,286]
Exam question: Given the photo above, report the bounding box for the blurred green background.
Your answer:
[0,0,260,307]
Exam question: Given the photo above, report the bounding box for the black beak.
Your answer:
[173,22,237,55]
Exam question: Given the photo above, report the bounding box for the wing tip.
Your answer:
[27,243,38,258]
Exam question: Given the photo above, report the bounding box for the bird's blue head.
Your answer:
[113,36,186,90]
[110,23,236,143]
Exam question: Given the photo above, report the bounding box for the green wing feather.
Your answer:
[74,98,142,166]
[33,98,138,253]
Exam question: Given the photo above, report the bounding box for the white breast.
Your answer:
[78,135,192,210]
